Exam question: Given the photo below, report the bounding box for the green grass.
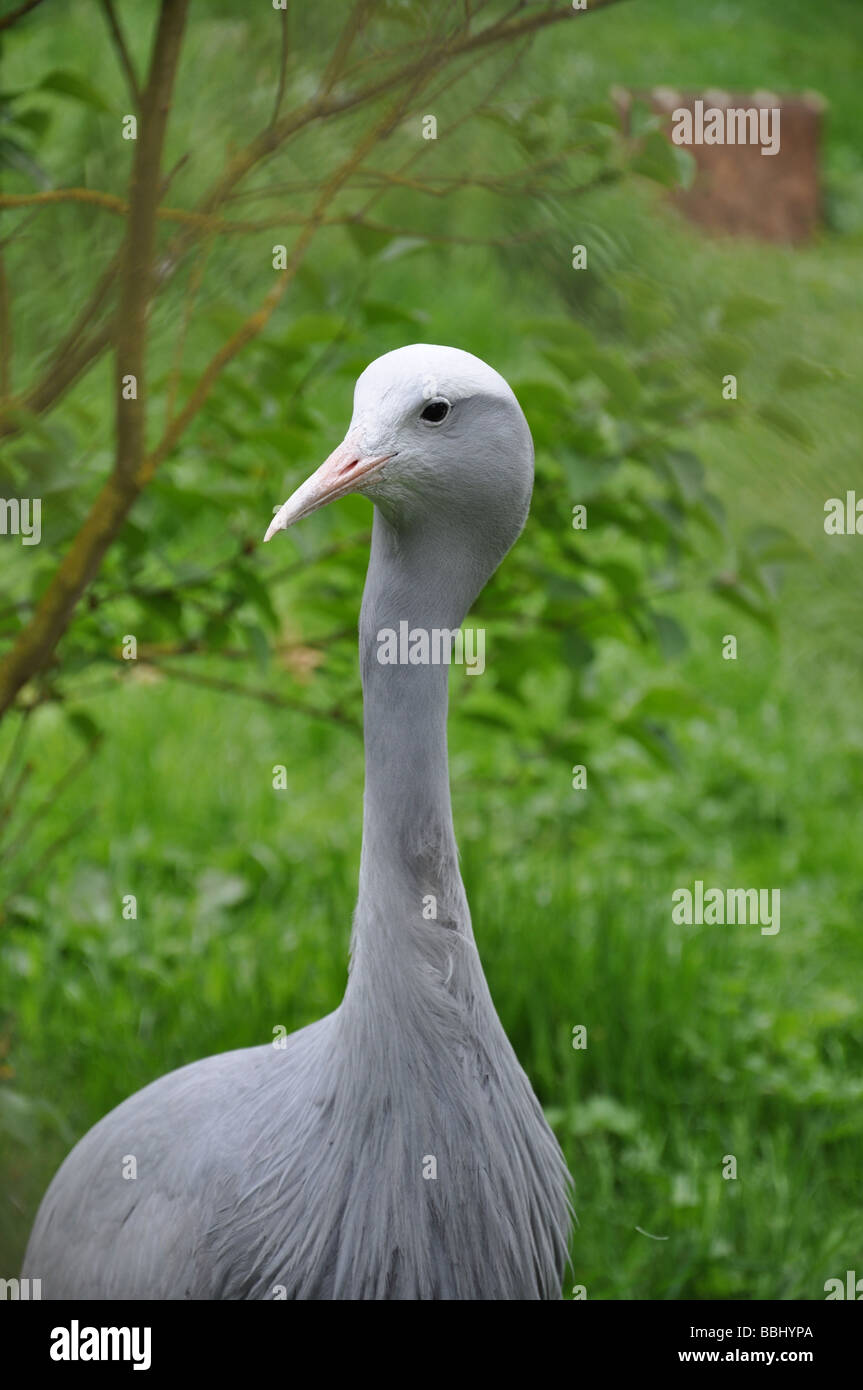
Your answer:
[3,603,862,1295]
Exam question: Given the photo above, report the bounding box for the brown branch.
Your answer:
[114,0,189,484]
[0,757,33,835]
[144,660,361,734]
[164,234,213,425]
[0,224,124,440]
[177,1,599,227]
[94,533,370,609]
[100,0,142,107]
[0,740,99,863]
[0,1,620,442]
[0,64,421,719]
[317,0,377,100]
[139,75,428,490]
[0,708,30,802]
[0,0,189,719]
[0,0,632,719]
[0,471,133,717]
[0,188,312,231]
[0,0,46,30]
[0,158,190,443]
[10,810,94,897]
[0,245,11,398]
[269,2,289,128]
[0,187,604,240]
[0,320,114,442]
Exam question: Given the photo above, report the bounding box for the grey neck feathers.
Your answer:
[342,506,502,1014]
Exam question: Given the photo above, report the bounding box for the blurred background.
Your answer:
[1,0,861,1297]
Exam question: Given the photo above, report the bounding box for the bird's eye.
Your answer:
[419,398,451,425]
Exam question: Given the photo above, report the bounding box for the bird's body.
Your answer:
[24,345,572,1300]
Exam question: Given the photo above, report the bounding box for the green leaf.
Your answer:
[756,403,814,448]
[711,575,776,632]
[629,100,660,139]
[617,715,680,769]
[672,144,697,190]
[690,493,727,537]
[360,298,424,328]
[203,617,232,650]
[592,559,641,596]
[584,351,642,414]
[776,356,841,392]
[65,709,102,745]
[577,100,622,129]
[632,130,685,188]
[744,524,808,565]
[231,565,279,630]
[345,221,399,258]
[660,449,705,503]
[281,313,345,349]
[561,628,595,669]
[512,379,570,446]
[137,591,184,631]
[520,317,598,352]
[0,135,49,185]
[377,235,428,264]
[699,333,751,377]
[12,108,51,138]
[39,70,111,113]
[241,622,270,672]
[630,685,710,720]
[651,612,689,660]
[718,294,779,331]
[539,345,593,383]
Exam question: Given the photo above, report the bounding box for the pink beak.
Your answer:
[263,435,395,542]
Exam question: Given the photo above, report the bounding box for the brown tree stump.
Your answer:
[615,87,826,244]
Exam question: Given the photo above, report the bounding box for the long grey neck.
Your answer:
[342,507,489,1009]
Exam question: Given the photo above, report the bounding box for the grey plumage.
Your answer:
[24,344,572,1300]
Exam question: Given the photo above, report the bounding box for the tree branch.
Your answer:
[100,0,143,107]
[0,49,424,719]
[143,660,361,735]
[114,0,189,483]
[0,0,634,719]
[0,1,625,442]
[0,0,189,718]
[0,0,47,31]
[0,245,11,398]
[269,1,289,128]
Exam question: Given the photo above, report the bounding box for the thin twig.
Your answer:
[0,0,620,443]
[0,245,11,398]
[11,811,95,897]
[0,155,190,443]
[0,741,100,863]
[0,0,46,31]
[0,708,31,802]
[269,3,289,128]
[0,759,33,833]
[145,660,361,734]
[165,234,214,425]
[0,0,190,717]
[100,0,143,107]
[0,0,633,720]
